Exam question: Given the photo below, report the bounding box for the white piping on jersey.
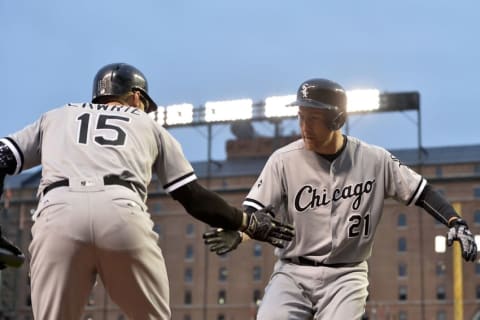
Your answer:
[408,178,427,206]
[164,174,197,193]
[243,199,264,211]
[0,138,22,175]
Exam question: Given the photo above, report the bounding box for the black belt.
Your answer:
[43,175,136,195]
[283,257,359,268]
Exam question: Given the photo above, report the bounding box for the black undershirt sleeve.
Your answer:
[415,184,460,227]
[170,180,244,230]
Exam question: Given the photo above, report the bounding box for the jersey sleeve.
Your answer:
[384,150,426,206]
[243,153,284,211]
[153,125,197,193]
[2,116,44,173]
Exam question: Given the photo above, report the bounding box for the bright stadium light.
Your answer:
[204,99,253,122]
[346,89,380,113]
[264,95,297,118]
[166,103,194,126]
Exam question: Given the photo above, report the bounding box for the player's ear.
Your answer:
[131,91,145,111]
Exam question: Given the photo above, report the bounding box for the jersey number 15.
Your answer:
[76,113,131,146]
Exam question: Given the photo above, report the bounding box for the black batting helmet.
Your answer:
[92,63,158,113]
[287,78,347,130]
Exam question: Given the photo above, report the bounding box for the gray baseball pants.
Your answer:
[256,260,368,320]
[29,180,170,320]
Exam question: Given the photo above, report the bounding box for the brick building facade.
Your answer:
[1,136,480,320]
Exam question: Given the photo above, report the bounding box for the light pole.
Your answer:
[434,202,480,320]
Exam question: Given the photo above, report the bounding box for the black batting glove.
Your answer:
[243,205,295,248]
[203,229,242,255]
[0,225,25,269]
[447,219,477,262]
[0,172,5,199]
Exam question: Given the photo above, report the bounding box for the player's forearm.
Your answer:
[415,184,460,227]
[170,181,245,230]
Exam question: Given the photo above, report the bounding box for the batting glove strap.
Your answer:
[447,219,477,262]
[244,206,295,248]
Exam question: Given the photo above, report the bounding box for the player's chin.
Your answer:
[302,138,316,151]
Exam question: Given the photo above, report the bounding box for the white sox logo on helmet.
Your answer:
[301,83,313,99]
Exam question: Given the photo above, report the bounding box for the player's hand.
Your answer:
[447,219,477,262]
[0,225,25,270]
[203,229,242,255]
[243,205,295,248]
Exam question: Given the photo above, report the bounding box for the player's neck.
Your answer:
[318,135,347,162]
[314,131,345,155]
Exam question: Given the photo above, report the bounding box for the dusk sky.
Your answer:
[2,0,479,162]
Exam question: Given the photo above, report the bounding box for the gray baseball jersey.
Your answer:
[243,136,426,264]
[2,103,197,319]
[2,103,196,204]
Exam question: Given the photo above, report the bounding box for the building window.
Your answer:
[153,203,162,214]
[253,289,262,306]
[186,223,194,237]
[87,292,95,306]
[435,166,443,177]
[474,187,480,199]
[436,310,446,320]
[218,290,226,304]
[153,224,161,236]
[398,311,407,320]
[184,268,193,283]
[184,290,192,305]
[398,237,407,252]
[219,267,228,282]
[476,285,480,299]
[185,245,194,260]
[253,266,262,281]
[398,286,407,301]
[436,261,446,276]
[397,213,407,228]
[398,263,407,277]
[475,164,480,174]
[253,243,262,257]
[475,262,480,275]
[436,285,446,300]
[474,210,480,225]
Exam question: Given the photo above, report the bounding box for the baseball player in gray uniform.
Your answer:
[0,63,294,320]
[204,78,477,320]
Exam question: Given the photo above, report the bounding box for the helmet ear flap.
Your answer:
[326,108,347,131]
